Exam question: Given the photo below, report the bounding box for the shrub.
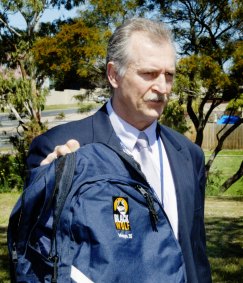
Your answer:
[0,154,24,192]
[55,112,65,120]
[159,100,189,134]
[78,102,96,113]
[206,169,223,196]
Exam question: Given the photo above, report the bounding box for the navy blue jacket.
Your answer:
[27,104,212,283]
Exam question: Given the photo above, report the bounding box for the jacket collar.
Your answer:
[92,104,121,149]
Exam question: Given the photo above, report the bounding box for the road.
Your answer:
[0,108,96,151]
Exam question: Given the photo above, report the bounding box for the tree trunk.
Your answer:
[8,104,29,131]
[205,118,243,178]
[220,161,243,193]
[195,126,204,147]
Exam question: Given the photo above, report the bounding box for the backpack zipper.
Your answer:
[135,185,159,232]
[104,177,159,232]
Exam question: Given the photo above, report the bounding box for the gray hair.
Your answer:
[106,18,175,77]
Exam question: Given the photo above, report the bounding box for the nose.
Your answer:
[152,73,167,94]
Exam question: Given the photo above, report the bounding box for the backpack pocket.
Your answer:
[58,177,186,283]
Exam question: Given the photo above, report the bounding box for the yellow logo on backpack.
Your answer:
[113,197,132,239]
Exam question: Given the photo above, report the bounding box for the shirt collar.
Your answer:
[106,99,158,152]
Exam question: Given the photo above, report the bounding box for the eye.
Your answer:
[141,71,157,79]
[165,72,174,80]
[165,72,173,77]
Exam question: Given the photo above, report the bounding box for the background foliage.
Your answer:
[0,2,242,282]
[0,0,242,192]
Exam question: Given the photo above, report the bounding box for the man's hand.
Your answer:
[40,139,80,166]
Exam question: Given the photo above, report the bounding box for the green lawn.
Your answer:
[205,150,243,196]
[205,197,243,283]
[0,193,243,282]
[44,103,79,110]
[0,192,19,283]
[44,101,99,112]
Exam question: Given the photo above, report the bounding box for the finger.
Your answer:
[55,145,72,157]
[66,139,80,152]
[40,152,57,166]
[40,139,80,166]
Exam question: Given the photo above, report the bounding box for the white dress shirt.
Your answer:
[106,100,178,238]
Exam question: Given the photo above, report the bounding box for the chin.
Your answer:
[147,107,164,119]
[141,114,160,127]
[146,101,165,112]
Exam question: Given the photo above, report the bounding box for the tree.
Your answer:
[0,0,87,179]
[220,161,243,192]
[204,41,243,179]
[159,99,189,134]
[32,0,142,90]
[174,54,233,145]
[0,0,88,129]
[1,1,46,126]
[32,19,110,90]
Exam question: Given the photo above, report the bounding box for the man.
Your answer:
[27,18,211,282]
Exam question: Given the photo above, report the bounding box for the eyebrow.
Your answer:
[138,67,176,74]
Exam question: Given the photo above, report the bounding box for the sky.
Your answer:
[8,6,79,30]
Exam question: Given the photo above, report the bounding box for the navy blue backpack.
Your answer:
[8,143,186,283]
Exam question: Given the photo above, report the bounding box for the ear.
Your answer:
[107,62,119,88]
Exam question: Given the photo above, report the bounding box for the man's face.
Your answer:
[109,32,176,130]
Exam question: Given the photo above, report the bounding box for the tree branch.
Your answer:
[205,118,243,177]
[204,98,222,125]
[0,17,22,37]
[186,93,199,129]
[8,104,28,131]
[220,161,243,192]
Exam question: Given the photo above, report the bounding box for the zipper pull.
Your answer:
[50,255,59,283]
[136,186,159,232]
[11,243,18,282]
[12,244,18,262]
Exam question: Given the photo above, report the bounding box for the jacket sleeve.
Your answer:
[26,134,56,170]
[26,116,94,170]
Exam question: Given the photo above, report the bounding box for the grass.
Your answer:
[44,103,79,110]
[205,198,243,282]
[44,101,99,112]
[77,102,98,113]
[205,150,243,196]
[0,192,20,283]
[0,192,243,282]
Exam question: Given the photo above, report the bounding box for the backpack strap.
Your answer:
[49,152,76,283]
[53,152,76,235]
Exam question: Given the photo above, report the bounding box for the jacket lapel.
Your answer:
[158,126,195,240]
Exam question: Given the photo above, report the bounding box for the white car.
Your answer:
[95,96,108,103]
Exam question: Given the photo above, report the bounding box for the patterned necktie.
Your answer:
[135,132,161,201]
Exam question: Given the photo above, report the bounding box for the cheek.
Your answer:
[133,81,151,99]
[120,76,151,106]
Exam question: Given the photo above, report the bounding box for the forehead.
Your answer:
[127,32,176,70]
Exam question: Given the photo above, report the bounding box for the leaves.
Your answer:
[0,71,47,118]
[32,18,109,87]
[159,100,189,134]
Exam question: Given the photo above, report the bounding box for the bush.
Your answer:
[0,120,47,193]
[78,102,96,113]
[55,111,65,120]
[159,100,189,134]
[0,154,24,192]
[206,169,223,196]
